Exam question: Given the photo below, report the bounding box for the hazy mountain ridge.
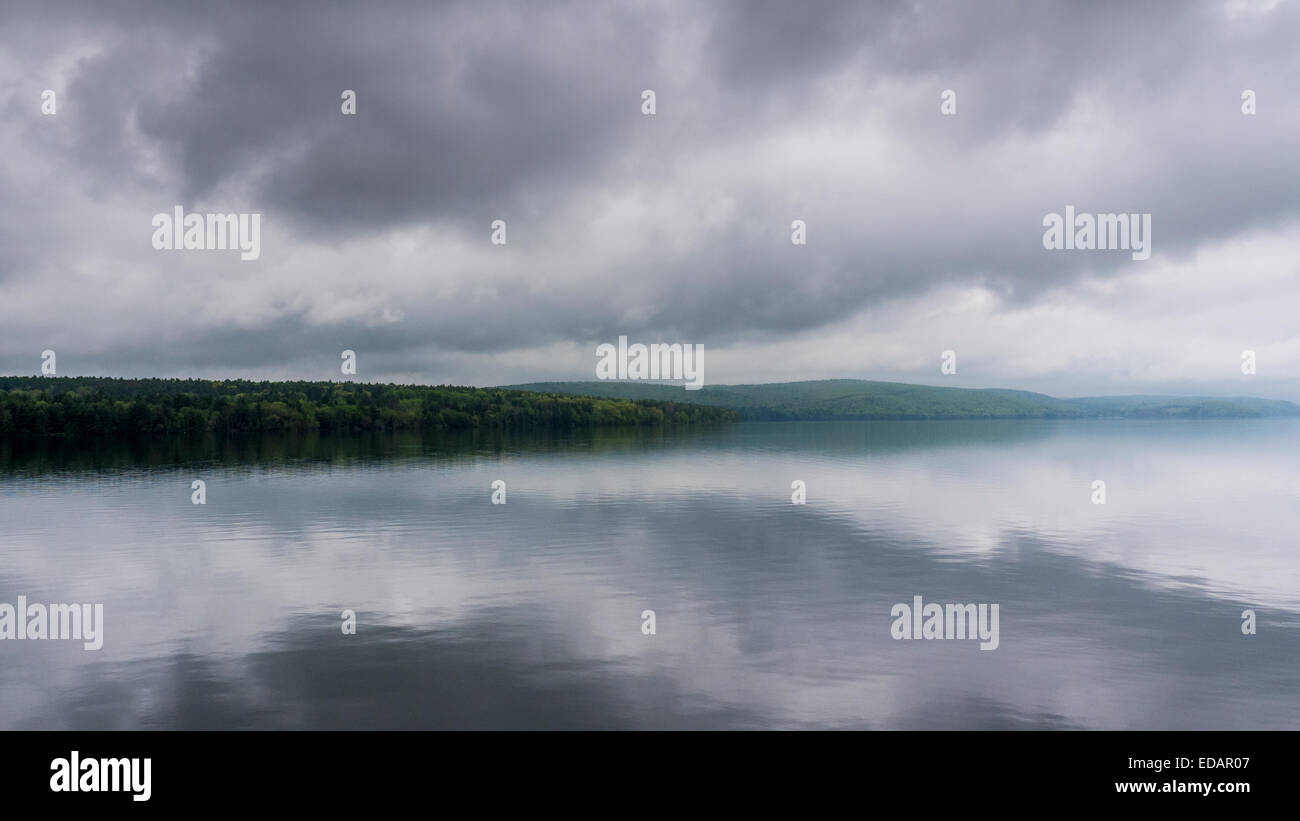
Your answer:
[505,380,1300,420]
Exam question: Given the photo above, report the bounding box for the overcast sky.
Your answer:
[2,0,1299,398]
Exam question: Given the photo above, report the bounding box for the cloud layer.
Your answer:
[2,0,1299,397]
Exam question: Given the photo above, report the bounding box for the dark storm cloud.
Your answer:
[16,1,1300,247]
[21,0,665,234]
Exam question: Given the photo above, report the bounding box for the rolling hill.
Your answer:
[504,379,1300,421]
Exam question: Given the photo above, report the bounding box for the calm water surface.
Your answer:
[1,419,1297,729]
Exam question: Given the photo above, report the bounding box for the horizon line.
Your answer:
[4,373,1297,405]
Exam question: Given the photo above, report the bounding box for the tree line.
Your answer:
[0,377,738,439]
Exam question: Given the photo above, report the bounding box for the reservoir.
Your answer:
[1,419,1297,729]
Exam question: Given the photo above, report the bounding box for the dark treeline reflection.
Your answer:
[0,427,698,476]
[0,420,1073,477]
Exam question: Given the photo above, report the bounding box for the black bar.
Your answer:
[5,731,1288,808]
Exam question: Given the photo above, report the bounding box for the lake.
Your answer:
[2,419,1297,729]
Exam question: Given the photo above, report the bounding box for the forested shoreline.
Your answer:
[0,377,738,439]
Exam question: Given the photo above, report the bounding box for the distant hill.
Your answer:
[504,379,1300,421]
